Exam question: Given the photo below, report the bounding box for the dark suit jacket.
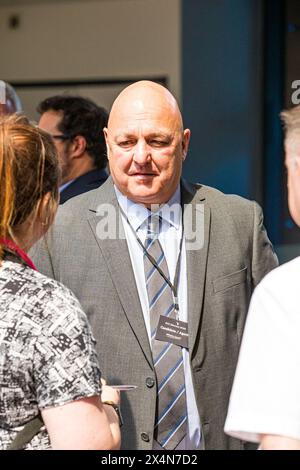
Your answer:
[59,168,107,204]
[30,178,278,450]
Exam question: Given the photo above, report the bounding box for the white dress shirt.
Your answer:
[115,184,201,450]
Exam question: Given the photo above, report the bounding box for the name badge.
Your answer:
[155,316,189,349]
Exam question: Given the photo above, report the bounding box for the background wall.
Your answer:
[182,0,264,203]
[0,0,264,201]
[0,0,181,115]
[1,0,298,260]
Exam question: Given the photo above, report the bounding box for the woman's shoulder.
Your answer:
[1,260,85,325]
[4,258,75,294]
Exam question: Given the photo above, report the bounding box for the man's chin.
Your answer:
[127,189,166,207]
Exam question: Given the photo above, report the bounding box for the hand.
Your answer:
[101,378,120,406]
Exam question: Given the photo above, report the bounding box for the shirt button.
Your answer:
[141,432,150,442]
[146,377,155,388]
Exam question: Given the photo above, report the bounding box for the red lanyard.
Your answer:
[0,237,37,271]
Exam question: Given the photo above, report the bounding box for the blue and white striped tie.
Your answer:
[143,214,187,449]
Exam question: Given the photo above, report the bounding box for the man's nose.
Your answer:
[133,140,151,165]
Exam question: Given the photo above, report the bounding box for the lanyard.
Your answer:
[0,238,37,271]
[118,205,183,312]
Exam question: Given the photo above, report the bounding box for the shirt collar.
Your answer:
[114,185,182,232]
[59,179,75,193]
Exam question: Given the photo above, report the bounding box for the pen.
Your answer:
[109,385,138,390]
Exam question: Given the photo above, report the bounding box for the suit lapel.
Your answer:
[86,178,210,367]
[87,181,153,369]
[182,181,211,358]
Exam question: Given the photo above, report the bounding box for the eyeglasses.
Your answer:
[51,134,71,141]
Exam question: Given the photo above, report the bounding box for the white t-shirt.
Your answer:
[224,256,300,443]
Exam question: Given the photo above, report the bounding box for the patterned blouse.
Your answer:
[0,256,102,450]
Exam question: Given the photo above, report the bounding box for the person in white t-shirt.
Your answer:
[224,104,300,450]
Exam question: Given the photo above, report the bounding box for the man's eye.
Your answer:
[150,140,168,147]
[118,140,134,147]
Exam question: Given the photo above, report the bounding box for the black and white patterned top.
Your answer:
[0,257,102,450]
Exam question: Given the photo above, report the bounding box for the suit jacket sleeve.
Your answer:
[251,201,278,287]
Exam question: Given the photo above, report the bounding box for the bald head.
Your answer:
[104,80,190,206]
[108,81,183,133]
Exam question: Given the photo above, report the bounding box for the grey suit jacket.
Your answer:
[30,177,278,450]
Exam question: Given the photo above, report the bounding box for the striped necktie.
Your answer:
[143,214,187,449]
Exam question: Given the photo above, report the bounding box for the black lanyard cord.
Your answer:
[118,204,184,310]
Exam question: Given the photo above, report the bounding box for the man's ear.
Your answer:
[70,135,87,158]
[103,127,110,160]
[182,129,191,161]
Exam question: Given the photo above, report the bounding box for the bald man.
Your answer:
[30,81,278,450]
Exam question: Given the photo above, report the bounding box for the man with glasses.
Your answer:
[38,95,108,204]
